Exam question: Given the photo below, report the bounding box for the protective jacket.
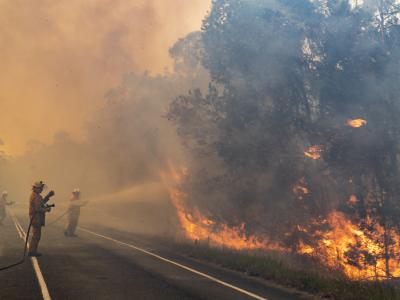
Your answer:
[65,195,85,235]
[29,192,47,227]
[0,195,6,218]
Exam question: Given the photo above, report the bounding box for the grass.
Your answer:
[173,242,400,300]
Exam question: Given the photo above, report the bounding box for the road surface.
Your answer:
[0,210,312,300]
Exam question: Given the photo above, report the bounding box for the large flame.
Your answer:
[346,118,367,128]
[161,165,283,251]
[305,211,400,279]
[162,163,400,280]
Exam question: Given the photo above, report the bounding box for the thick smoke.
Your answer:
[0,0,209,154]
[0,30,209,234]
[0,0,211,234]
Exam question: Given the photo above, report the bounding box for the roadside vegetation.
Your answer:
[175,242,400,300]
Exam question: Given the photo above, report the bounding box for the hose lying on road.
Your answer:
[0,191,56,271]
[0,212,35,271]
[0,206,72,271]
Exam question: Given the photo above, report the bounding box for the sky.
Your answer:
[0,0,210,155]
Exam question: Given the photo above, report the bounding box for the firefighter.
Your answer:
[28,181,54,257]
[0,191,12,225]
[64,189,85,237]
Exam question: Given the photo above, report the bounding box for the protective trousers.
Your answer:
[29,226,42,253]
[65,211,79,235]
[0,207,5,224]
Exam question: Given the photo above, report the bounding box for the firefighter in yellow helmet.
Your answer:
[28,181,54,257]
[64,189,86,237]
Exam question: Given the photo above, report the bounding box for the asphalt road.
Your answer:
[0,210,312,300]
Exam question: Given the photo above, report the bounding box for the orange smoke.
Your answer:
[0,0,210,154]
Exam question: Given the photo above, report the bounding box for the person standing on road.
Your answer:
[64,189,86,237]
[0,191,13,225]
[28,181,54,257]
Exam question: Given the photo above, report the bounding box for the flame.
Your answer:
[346,118,367,128]
[348,194,358,205]
[162,163,400,280]
[293,178,309,200]
[161,164,283,251]
[299,211,400,279]
[304,145,323,160]
[293,185,309,195]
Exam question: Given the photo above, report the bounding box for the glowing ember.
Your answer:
[293,185,309,195]
[346,118,367,128]
[293,178,309,200]
[348,194,358,205]
[304,145,323,160]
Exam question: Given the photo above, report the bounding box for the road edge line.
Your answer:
[79,227,267,300]
[11,214,52,300]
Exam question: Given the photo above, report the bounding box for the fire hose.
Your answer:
[0,193,88,271]
[0,191,55,272]
[0,207,70,271]
[0,211,35,271]
[46,208,70,226]
[46,200,88,226]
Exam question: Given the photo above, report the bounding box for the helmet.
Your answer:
[72,188,80,195]
[32,181,45,189]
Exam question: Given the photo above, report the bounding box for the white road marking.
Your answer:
[79,227,268,300]
[30,258,52,300]
[11,214,52,300]
[11,215,24,239]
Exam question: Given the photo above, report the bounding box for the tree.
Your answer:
[169,0,400,278]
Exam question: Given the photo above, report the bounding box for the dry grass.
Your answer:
[173,242,400,300]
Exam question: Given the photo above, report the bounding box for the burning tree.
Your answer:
[168,0,400,279]
[171,0,326,241]
[314,0,400,278]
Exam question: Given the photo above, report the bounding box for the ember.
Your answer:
[346,119,367,128]
[304,145,323,160]
[293,178,309,200]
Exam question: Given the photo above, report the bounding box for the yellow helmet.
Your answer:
[32,181,45,189]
